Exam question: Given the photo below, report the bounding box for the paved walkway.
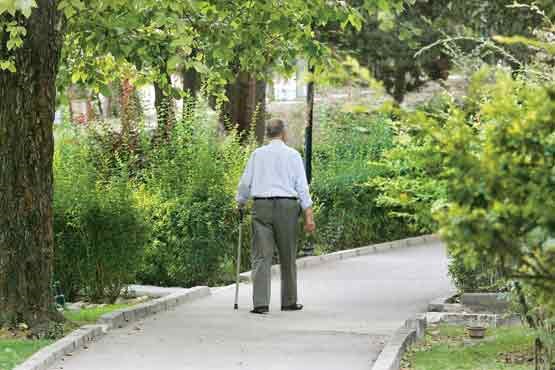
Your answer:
[51,241,453,370]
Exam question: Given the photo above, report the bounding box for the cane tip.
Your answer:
[234,304,238,310]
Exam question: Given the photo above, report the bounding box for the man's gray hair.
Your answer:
[266,118,286,139]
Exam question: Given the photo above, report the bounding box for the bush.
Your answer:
[309,110,418,251]
[433,70,555,308]
[424,69,555,367]
[310,173,415,253]
[53,126,148,302]
[135,112,253,287]
[53,104,253,294]
[369,102,448,236]
[447,254,503,293]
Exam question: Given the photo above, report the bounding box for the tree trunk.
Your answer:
[253,78,267,143]
[220,72,266,143]
[182,68,201,100]
[0,0,64,334]
[153,74,176,143]
[96,93,104,119]
[120,78,134,138]
[86,94,95,123]
[392,68,407,104]
[182,67,201,120]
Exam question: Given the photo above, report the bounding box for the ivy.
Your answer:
[0,2,32,72]
[0,0,36,17]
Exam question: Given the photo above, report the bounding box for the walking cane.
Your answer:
[234,208,245,310]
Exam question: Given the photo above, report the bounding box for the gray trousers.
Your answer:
[251,198,300,308]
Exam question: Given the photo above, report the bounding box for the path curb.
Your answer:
[372,315,427,370]
[14,286,211,370]
[240,234,439,281]
[372,293,521,370]
[13,325,106,370]
[426,312,521,328]
[98,286,210,330]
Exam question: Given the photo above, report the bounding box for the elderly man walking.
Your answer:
[237,118,316,314]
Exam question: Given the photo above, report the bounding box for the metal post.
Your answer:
[304,64,315,184]
[302,64,315,257]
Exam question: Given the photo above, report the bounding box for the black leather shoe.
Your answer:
[281,304,303,311]
[250,306,269,314]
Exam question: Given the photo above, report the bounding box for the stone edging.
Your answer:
[14,286,211,370]
[372,315,427,370]
[14,325,105,370]
[372,293,521,370]
[427,295,519,328]
[239,234,439,281]
[98,286,210,330]
[426,312,521,328]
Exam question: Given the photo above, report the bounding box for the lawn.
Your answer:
[403,324,536,370]
[0,339,52,370]
[62,304,132,325]
[0,304,132,370]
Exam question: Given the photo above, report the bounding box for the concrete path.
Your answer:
[51,241,453,370]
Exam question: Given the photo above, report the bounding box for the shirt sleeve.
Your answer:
[236,152,255,205]
[293,153,313,210]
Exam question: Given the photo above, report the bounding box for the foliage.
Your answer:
[494,2,555,84]
[370,101,448,236]
[135,109,253,287]
[447,254,504,293]
[40,0,402,104]
[309,109,417,252]
[416,69,555,367]
[433,70,555,308]
[326,0,542,102]
[51,101,253,293]
[53,125,149,303]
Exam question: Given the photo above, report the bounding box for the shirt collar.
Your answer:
[269,139,285,146]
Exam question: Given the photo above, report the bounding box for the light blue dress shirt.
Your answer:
[236,140,313,210]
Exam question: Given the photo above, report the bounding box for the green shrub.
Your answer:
[315,108,395,167]
[309,110,417,251]
[447,254,503,293]
[53,127,149,302]
[310,173,415,253]
[430,68,555,367]
[370,106,448,236]
[135,114,253,287]
[433,70,555,304]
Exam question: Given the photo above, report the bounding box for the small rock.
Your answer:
[426,312,443,324]
[131,296,150,304]
[66,301,86,310]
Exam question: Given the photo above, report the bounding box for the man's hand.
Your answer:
[304,207,316,234]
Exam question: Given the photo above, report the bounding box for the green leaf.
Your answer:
[167,55,182,71]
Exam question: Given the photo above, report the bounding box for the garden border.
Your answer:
[372,293,522,370]
[13,286,210,370]
[372,315,427,370]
